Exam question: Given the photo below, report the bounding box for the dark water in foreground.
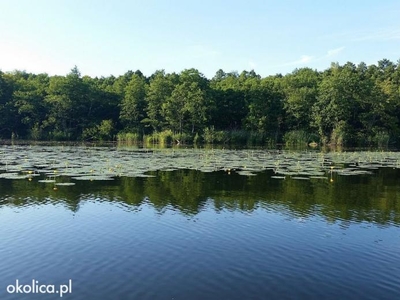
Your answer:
[0,167,399,299]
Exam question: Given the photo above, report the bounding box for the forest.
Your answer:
[0,58,399,147]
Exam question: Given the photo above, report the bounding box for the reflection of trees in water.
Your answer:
[0,168,399,225]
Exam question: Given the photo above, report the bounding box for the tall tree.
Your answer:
[43,66,91,139]
[210,71,246,130]
[119,74,147,133]
[0,71,18,138]
[312,62,364,144]
[144,70,175,131]
[162,82,207,134]
[13,73,49,139]
[245,75,284,140]
[282,68,320,131]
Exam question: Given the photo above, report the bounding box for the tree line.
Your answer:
[0,59,399,146]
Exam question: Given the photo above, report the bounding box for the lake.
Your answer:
[0,145,399,299]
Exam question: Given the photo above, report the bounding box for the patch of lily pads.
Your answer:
[0,145,400,185]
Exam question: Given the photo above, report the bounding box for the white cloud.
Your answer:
[282,55,314,66]
[299,55,313,63]
[352,29,400,42]
[322,28,400,43]
[327,46,345,57]
[278,46,346,69]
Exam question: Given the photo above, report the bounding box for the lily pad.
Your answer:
[71,176,114,181]
[38,179,56,183]
[55,182,76,186]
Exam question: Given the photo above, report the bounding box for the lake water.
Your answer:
[0,145,399,299]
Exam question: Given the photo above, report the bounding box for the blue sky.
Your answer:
[1,0,399,78]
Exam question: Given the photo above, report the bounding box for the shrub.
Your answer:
[229,130,248,144]
[372,130,390,148]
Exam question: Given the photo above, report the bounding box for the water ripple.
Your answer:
[1,199,400,299]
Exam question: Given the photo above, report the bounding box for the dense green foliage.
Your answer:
[1,59,400,146]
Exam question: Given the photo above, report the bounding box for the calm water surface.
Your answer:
[0,146,399,299]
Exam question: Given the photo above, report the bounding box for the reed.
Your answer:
[284,130,311,146]
[144,130,181,146]
[117,132,140,144]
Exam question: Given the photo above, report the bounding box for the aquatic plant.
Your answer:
[117,132,140,144]
[0,145,400,187]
